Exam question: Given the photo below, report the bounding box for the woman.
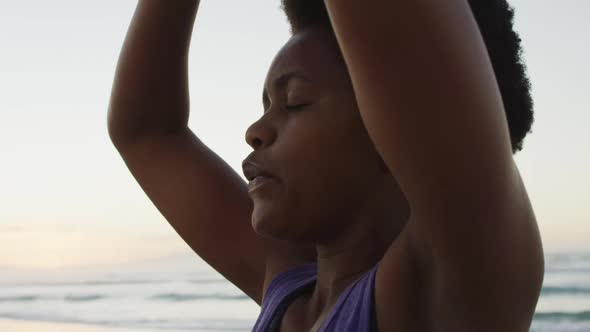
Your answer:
[108,0,544,331]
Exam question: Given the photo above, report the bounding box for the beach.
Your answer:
[0,318,153,332]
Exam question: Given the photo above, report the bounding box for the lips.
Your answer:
[242,160,276,182]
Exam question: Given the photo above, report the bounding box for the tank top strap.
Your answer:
[252,263,318,332]
[318,262,381,332]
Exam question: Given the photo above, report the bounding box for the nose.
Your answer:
[245,115,277,150]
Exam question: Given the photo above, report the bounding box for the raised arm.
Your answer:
[107,0,197,140]
[323,0,543,330]
[107,1,314,305]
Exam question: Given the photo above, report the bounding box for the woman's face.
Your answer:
[245,25,395,243]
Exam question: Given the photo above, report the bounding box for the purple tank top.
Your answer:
[252,262,380,332]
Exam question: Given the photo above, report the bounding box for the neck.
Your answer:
[305,208,406,323]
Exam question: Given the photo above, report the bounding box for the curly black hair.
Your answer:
[280,0,534,154]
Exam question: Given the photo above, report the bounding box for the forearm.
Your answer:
[108,0,200,143]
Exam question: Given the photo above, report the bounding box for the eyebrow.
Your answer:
[262,71,312,106]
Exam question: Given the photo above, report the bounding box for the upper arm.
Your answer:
[111,129,314,305]
[325,0,544,328]
[325,0,517,215]
[377,203,544,331]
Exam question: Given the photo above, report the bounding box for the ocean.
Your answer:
[0,252,588,331]
[534,252,590,332]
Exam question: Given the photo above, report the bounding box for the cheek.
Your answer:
[272,113,375,208]
[280,120,370,201]
[282,148,362,221]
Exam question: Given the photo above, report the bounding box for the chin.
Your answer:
[252,214,288,239]
[251,202,319,244]
[255,221,318,248]
[251,211,303,242]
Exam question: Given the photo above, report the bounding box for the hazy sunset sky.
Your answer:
[1,0,588,272]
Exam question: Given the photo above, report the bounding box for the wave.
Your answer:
[534,311,590,322]
[545,267,590,274]
[0,294,107,303]
[2,279,169,287]
[149,292,248,302]
[186,278,227,284]
[541,286,590,295]
[63,294,105,302]
[0,295,40,302]
[2,278,229,287]
[75,279,168,286]
[545,253,590,263]
[0,292,249,303]
[0,313,253,331]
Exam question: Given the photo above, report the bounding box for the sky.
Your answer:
[0,0,589,273]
